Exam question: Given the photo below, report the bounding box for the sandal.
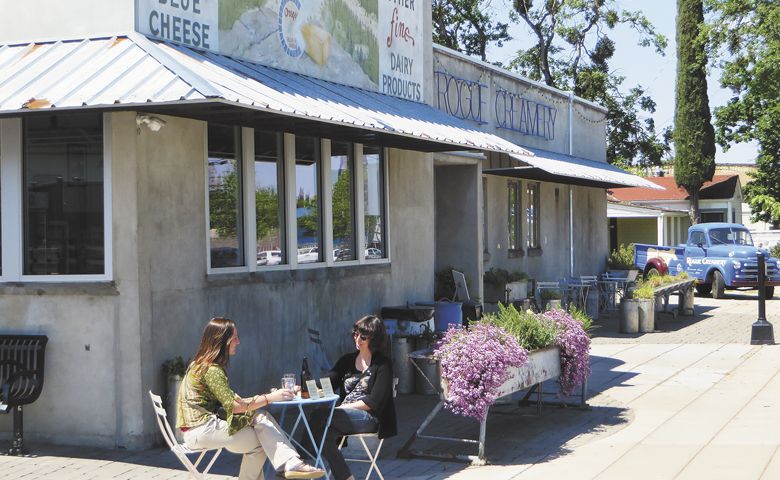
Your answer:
[284,463,325,479]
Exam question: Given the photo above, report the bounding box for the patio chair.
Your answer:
[148,390,223,480]
[338,378,398,480]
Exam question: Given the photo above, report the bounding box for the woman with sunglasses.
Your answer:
[308,315,397,480]
[177,317,325,480]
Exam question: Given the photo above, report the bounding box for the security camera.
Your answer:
[136,114,167,132]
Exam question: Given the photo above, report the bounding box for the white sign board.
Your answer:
[136,0,424,102]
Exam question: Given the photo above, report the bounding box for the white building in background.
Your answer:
[0,0,654,448]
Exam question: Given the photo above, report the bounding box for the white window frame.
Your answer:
[0,114,113,283]
[205,128,390,276]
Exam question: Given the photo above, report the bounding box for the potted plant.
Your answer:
[540,288,564,311]
[607,243,639,281]
[620,282,655,333]
[506,271,530,301]
[163,356,188,440]
[483,268,510,303]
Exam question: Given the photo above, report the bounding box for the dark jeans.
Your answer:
[304,407,379,480]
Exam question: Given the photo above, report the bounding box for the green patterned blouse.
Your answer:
[176,364,254,435]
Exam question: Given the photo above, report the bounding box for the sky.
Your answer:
[488,0,757,165]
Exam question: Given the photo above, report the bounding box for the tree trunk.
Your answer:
[689,189,701,224]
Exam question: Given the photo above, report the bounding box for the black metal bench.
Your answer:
[0,334,48,455]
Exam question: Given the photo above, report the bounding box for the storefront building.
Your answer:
[0,0,655,448]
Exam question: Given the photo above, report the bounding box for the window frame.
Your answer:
[526,181,541,250]
[360,144,389,263]
[507,179,523,254]
[0,114,113,283]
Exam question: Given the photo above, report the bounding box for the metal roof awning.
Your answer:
[484,147,664,189]
[0,34,532,155]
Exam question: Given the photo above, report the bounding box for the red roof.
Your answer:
[609,175,739,201]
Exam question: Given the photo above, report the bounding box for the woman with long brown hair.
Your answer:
[177,317,324,480]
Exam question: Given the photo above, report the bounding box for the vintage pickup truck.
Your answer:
[634,222,779,299]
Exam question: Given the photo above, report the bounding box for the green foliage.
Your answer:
[331,167,353,245]
[771,243,780,260]
[209,169,282,243]
[674,0,716,224]
[435,266,465,300]
[219,0,268,30]
[163,356,188,378]
[324,0,379,83]
[708,0,780,226]
[568,306,595,334]
[481,303,558,351]
[632,282,656,299]
[432,0,511,61]
[483,268,529,285]
[607,243,636,270]
[509,0,671,168]
[540,288,563,301]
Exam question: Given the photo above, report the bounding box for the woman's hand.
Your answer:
[266,388,295,403]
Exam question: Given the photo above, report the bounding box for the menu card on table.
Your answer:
[305,380,320,399]
[320,377,335,397]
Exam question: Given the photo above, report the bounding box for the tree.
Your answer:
[708,0,780,226]
[432,0,511,61]
[674,0,716,224]
[509,0,671,168]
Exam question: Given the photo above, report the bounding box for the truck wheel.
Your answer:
[696,284,712,296]
[766,286,775,299]
[645,267,660,279]
[712,271,726,299]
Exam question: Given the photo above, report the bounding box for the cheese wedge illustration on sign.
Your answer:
[301,23,331,66]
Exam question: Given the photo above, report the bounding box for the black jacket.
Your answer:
[328,351,397,439]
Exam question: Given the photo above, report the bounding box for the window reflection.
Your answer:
[23,113,104,275]
[296,137,321,263]
[255,131,285,266]
[208,124,244,268]
[331,142,355,262]
[363,146,385,260]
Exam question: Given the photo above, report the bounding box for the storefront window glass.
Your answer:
[208,124,244,268]
[331,142,355,262]
[254,131,285,267]
[295,137,321,263]
[363,146,385,260]
[508,180,522,251]
[23,113,104,275]
[526,182,540,249]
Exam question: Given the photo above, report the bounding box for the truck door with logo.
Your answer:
[684,230,708,280]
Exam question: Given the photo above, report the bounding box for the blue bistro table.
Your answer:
[274,394,340,475]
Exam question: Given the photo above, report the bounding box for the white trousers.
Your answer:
[183,411,298,480]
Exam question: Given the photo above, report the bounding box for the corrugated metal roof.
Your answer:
[0,34,530,155]
[505,148,665,190]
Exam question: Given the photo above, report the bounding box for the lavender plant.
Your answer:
[542,309,591,396]
[433,323,528,421]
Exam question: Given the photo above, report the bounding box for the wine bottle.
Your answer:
[300,356,312,399]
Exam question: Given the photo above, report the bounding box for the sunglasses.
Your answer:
[352,332,370,341]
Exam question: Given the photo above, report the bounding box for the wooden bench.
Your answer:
[0,334,48,455]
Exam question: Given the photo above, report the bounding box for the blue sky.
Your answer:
[488,0,757,164]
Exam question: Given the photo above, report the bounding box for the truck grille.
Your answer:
[740,260,779,282]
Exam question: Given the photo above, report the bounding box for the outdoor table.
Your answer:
[275,394,339,475]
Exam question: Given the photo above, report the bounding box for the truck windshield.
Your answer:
[708,228,754,246]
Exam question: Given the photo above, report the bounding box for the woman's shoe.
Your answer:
[284,463,325,479]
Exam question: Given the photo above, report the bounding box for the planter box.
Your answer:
[506,280,528,301]
[441,347,561,399]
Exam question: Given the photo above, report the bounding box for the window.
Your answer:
[208,124,244,268]
[295,137,322,263]
[507,180,522,252]
[23,114,105,275]
[254,131,285,266]
[526,182,540,249]
[689,231,706,246]
[362,146,385,260]
[331,142,356,262]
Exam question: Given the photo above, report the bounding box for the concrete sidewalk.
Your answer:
[2,293,779,479]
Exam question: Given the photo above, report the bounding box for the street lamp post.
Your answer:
[750,253,774,345]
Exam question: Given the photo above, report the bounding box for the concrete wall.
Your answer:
[0,0,135,43]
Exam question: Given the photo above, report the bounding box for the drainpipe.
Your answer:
[568,92,575,276]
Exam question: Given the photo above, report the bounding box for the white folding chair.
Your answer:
[148,390,223,479]
[337,378,398,480]
[451,269,470,302]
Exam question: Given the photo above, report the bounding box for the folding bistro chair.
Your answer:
[148,391,223,480]
[337,378,398,480]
